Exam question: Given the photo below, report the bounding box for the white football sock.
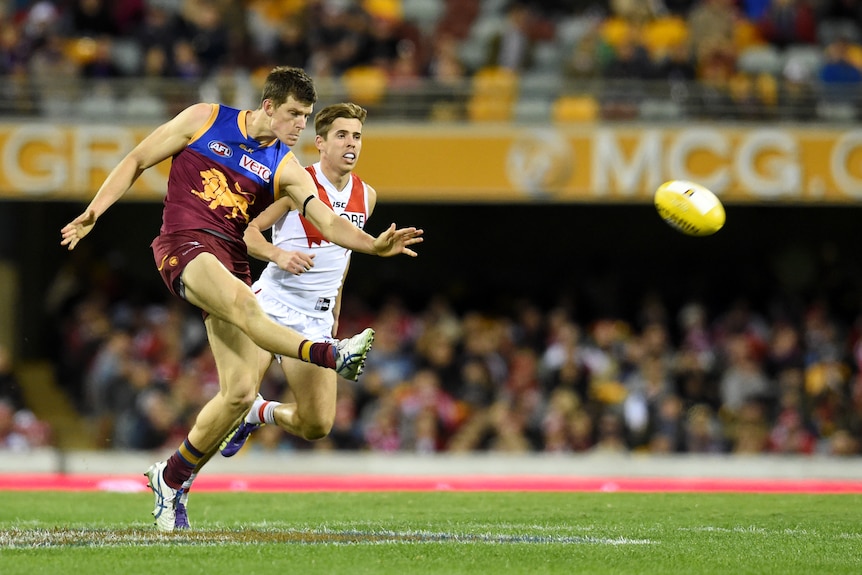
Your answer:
[246,397,280,425]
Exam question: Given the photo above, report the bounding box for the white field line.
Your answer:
[0,527,655,548]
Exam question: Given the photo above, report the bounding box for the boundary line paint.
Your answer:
[2,473,862,493]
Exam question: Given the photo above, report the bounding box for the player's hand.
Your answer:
[372,223,424,257]
[273,250,315,275]
[60,209,97,251]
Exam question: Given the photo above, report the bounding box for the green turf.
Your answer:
[0,491,860,575]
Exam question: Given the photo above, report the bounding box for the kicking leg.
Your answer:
[181,254,372,380]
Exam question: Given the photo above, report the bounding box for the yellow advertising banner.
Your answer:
[1,122,861,203]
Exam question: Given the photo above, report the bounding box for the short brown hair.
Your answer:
[260,66,317,108]
[314,102,368,138]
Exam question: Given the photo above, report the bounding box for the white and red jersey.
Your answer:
[252,162,369,321]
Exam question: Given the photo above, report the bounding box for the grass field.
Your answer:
[1,491,860,575]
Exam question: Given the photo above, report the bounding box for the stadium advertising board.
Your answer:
[0,123,860,203]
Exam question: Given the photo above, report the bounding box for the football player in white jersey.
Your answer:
[174,102,406,528]
[233,101,376,450]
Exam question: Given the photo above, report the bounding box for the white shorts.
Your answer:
[256,288,335,343]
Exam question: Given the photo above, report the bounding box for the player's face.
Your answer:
[269,96,313,147]
[316,117,363,174]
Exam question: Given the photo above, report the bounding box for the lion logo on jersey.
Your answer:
[192,168,255,222]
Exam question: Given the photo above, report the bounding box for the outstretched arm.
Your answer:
[60,103,215,250]
[278,158,423,257]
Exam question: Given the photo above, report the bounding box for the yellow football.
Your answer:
[654,180,725,236]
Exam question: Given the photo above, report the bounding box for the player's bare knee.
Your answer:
[301,417,334,441]
[221,384,258,416]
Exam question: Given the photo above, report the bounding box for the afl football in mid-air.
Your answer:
[654,180,725,237]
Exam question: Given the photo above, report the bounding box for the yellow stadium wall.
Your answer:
[0,122,861,203]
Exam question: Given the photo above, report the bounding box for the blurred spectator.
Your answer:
[593,411,628,452]
[651,41,697,82]
[769,389,816,453]
[360,311,416,397]
[28,29,79,95]
[0,18,30,75]
[172,39,204,80]
[757,0,817,49]
[425,32,467,120]
[414,324,460,395]
[818,37,862,102]
[485,2,537,72]
[541,319,589,399]
[765,321,805,376]
[113,381,179,450]
[244,0,294,58]
[362,394,402,451]
[270,17,312,70]
[602,27,652,81]
[649,393,686,453]
[80,35,122,78]
[610,0,658,24]
[568,407,596,451]
[306,0,373,75]
[564,17,610,79]
[541,387,580,452]
[22,1,61,50]
[176,0,230,75]
[0,399,50,450]
[582,319,629,402]
[728,400,770,453]
[623,355,674,447]
[457,358,497,411]
[741,0,773,20]
[397,368,462,449]
[365,13,404,70]
[827,428,860,455]
[0,346,52,451]
[134,2,179,63]
[718,333,774,415]
[485,399,534,452]
[687,0,740,96]
[688,0,737,53]
[685,402,726,452]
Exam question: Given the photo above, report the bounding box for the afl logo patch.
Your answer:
[208,141,233,157]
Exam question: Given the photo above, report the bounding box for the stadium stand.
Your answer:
[1,0,862,457]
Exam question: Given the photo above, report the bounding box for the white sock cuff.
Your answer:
[262,400,279,425]
[246,397,280,425]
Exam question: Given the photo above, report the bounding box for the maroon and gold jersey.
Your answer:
[159,104,295,242]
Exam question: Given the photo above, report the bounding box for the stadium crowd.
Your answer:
[36,243,862,457]
[2,0,862,453]
[0,0,860,120]
[0,343,52,451]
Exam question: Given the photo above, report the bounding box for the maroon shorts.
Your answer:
[151,229,251,301]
